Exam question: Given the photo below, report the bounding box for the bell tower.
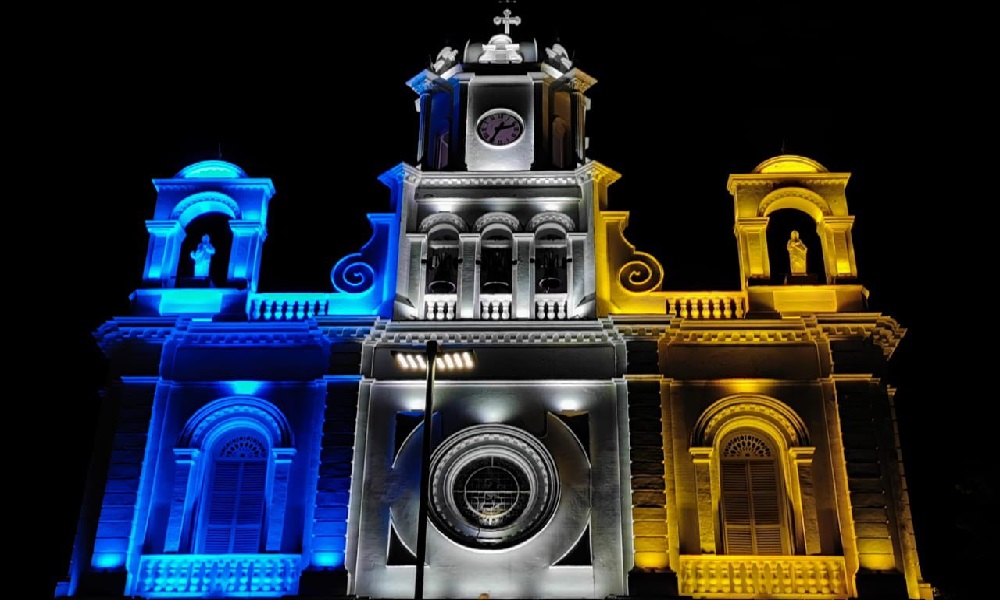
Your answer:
[393,7,601,321]
[409,8,595,174]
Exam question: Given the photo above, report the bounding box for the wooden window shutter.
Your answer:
[720,433,785,555]
[203,434,268,554]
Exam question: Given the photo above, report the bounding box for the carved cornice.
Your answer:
[173,330,327,346]
[726,173,850,194]
[412,172,580,187]
[664,330,815,344]
[612,323,673,338]
[152,180,276,193]
[579,161,622,186]
[553,68,597,93]
[368,329,625,346]
[818,315,906,358]
[95,320,175,354]
[378,162,421,189]
[319,325,377,341]
[871,317,906,358]
[406,70,455,95]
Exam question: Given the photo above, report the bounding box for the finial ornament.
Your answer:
[494,8,521,36]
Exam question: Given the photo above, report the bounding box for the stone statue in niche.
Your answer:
[787,230,807,275]
[190,234,216,278]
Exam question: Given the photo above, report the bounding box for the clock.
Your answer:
[476,109,525,147]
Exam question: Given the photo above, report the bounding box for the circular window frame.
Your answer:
[428,424,559,549]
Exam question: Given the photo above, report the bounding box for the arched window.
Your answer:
[719,432,786,555]
[200,432,269,553]
[480,230,514,294]
[425,226,461,294]
[534,230,568,294]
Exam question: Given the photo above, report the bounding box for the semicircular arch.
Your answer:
[691,394,809,448]
[178,396,293,449]
[759,187,831,222]
[171,191,242,227]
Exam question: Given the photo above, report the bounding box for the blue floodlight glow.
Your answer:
[175,160,248,179]
[312,551,345,568]
[157,289,226,314]
[92,552,126,569]
[228,380,264,396]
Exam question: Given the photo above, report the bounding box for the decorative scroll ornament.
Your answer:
[618,251,664,293]
[330,252,376,294]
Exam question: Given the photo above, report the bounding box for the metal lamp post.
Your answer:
[393,341,476,600]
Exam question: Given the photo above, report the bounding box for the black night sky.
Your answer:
[43,4,986,599]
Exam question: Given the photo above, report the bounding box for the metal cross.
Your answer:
[493,8,521,35]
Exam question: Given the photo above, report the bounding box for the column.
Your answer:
[458,233,478,319]
[512,233,534,319]
[228,220,266,291]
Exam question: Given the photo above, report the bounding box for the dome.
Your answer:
[752,154,828,174]
[175,160,249,179]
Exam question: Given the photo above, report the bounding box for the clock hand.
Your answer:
[491,123,514,141]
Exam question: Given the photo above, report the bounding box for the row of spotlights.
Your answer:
[394,351,476,372]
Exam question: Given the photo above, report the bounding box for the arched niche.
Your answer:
[475,212,521,295]
[144,160,274,291]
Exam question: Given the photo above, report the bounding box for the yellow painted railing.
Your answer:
[664,292,747,319]
[678,555,849,598]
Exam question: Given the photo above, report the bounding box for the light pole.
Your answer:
[393,342,476,600]
[414,340,436,600]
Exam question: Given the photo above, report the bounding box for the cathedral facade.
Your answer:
[57,10,932,600]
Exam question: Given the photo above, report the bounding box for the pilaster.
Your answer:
[164,448,200,552]
[822,216,858,279]
[143,221,185,284]
[735,217,770,282]
[789,446,821,555]
[689,446,716,554]
[228,220,267,291]
[266,447,297,551]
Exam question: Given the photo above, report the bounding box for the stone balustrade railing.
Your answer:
[677,555,849,598]
[664,292,747,319]
[249,294,331,321]
[135,553,302,597]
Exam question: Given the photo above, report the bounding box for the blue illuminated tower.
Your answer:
[58,8,932,600]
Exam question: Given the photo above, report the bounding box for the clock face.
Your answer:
[476,109,525,147]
